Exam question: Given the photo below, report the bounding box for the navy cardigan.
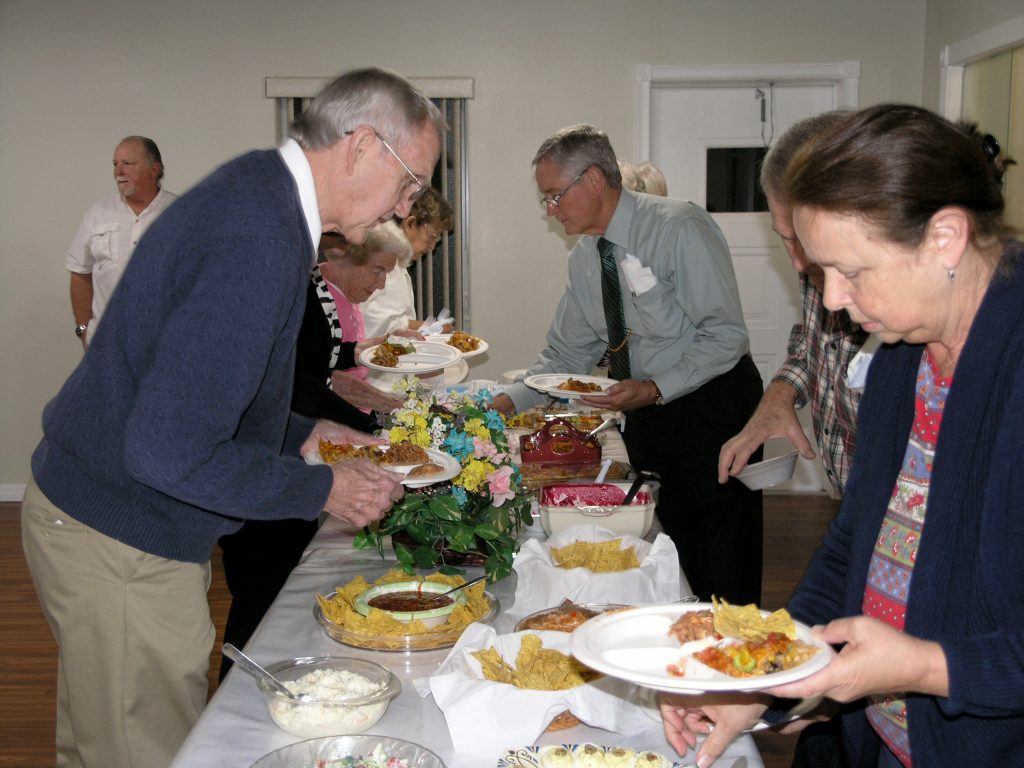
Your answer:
[33,150,333,564]
[788,242,1024,766]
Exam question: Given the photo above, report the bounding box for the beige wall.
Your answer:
[0,0,1014,491]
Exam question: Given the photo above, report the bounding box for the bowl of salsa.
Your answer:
[353,580,466,629]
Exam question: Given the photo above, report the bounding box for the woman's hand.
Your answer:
[766,616,949,702]
[661,692,769,767]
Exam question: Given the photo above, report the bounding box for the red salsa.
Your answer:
[368,591,453,612]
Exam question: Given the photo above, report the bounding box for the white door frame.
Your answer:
[939,12,1024,120]
[634,62,861,160]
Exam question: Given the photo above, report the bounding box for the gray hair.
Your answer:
[533,124,622,189]
[621,160,667,196]
[760,111,849,202]
[120,135,164,183]
[329,220,412,268]
[289,67,446,152]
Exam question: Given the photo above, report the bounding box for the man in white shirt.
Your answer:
[66,136,176,346]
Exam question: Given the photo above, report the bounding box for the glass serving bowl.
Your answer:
[256,656,400,738]
[250,734,447,768]
[315,590,500,652]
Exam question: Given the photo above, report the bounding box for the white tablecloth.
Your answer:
[170,517,765,768]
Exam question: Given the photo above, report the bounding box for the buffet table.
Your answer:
[170,518,766,768]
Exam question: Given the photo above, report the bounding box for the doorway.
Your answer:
[635,63,860,493]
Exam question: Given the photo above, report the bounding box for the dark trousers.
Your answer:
[623,354,764,605]
[216,516,318,681]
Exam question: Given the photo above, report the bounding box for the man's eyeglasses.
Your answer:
[346,129,427,202]
[541,167,588,208]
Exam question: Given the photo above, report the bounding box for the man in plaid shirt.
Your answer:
[718,112,868,497]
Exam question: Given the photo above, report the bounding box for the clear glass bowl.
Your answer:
[315,590,500,653]
[256,656,400,738]
[250,734,447,768]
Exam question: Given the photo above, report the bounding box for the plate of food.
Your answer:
[359,339,463,374]
[309,440,460,488]
[569,599,833,694]
[425,331,489,358]
[524,374,612,399]
[498,744,683,767]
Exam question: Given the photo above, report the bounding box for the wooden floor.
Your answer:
[0,495,837,768]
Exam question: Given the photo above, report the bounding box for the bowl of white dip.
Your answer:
[256,656,400,737]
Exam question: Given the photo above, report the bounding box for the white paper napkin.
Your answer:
[415,623,654,761]
[506,524,681,621]
[620,254,657,296]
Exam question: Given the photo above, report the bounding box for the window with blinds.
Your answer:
[266,76,474,329]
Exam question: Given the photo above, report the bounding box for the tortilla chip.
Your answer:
[472,634,600,691]
[712,596,797,641]
[550,539,640,572]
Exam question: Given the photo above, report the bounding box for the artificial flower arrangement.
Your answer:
[353,377,534,582]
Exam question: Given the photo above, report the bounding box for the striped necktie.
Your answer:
[598,237,631,380]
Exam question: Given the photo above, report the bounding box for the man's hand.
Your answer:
[580,379,657,411]
[492,393,516,416]
[329,371,404,413]
[717,380,815,483]
[300,420,387,460]
[323,459,403,528]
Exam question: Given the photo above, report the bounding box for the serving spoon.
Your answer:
[433,573,489,598]
[222,643,311,702]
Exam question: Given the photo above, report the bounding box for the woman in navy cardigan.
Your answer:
[661,104,1022,767]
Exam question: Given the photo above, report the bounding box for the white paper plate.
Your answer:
[359,340,463,374]
[570,603,833,694]
[425,333,489,358]
[305,444,460,488]
[523,373,612,399]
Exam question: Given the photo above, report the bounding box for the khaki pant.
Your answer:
[21,478,214,768]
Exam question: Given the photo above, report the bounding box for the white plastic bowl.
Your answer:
[736,451,799,490]
[353,580,466,629]
[538,481,656,537]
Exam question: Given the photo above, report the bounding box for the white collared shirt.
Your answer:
[66,187,177,339]
[277,138,321,264]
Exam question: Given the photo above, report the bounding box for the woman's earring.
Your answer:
[947,268,956,282]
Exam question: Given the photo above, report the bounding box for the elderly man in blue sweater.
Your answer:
[22,67,443,768]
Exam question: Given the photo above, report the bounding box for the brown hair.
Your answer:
[785,103,1015,254]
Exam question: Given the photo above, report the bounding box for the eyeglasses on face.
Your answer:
[345,128,427,202]
[541,167,588,208]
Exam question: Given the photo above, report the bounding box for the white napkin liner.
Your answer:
[507,524,681,620]
[416,623,653,761]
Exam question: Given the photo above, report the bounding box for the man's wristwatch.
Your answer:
[74,322,89,338]
[650,380,665,406]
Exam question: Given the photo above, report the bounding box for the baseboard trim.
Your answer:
[0,484,26,502]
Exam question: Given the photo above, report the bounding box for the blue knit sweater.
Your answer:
[32,149,333,563]
[788,242,1024,766]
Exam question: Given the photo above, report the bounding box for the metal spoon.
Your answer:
[585,416,618,440]
[434,573,488,598]
[221,643,311,702]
